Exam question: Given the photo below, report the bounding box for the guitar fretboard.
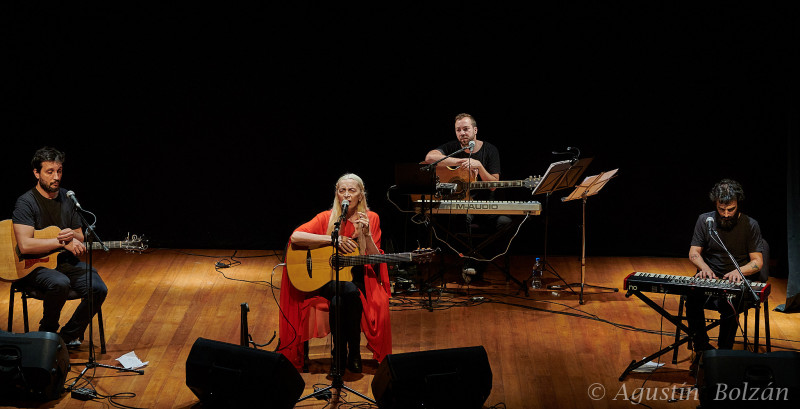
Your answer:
[332,253,418,267]
[471,180,528,189]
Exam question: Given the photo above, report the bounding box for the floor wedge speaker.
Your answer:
[698,349,800,408]
[371,345,492,409]
[185,337,304,408]
[0,330,69,401]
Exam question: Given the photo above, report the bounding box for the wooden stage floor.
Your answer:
[1,249,797,408]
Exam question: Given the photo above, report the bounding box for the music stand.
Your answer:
[531,158,593,293]
[393,163,437,196]
[390,163,442,310]
[558,169,620,304]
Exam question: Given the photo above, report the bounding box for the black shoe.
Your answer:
[59,333,82,349]
[346,353,362,373]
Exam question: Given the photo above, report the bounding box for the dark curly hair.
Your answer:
[709,179,745,204]
[31,146,65,172]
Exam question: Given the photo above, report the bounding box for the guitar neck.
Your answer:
[470,180,527,190]
[338,252,418,266]
[89,241,125,250]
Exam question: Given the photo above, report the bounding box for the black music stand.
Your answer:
[559,169,620,304]
[393,163,437,196]
[392,163,442,310]
[531,158,593,294]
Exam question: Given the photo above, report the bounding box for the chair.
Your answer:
[671,240,771,363]
[7,281,106,354]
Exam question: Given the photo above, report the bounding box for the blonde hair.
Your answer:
[327,173,369,235]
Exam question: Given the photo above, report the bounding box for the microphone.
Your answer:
[66,190,82,210]
[552,146,577,155]
[467,140,475,152]
[706,216,715,232]
[341,199,350,215]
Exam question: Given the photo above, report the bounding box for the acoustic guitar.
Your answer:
[285,243,435,292]
[436,166,540,200]
[0,219,148,282]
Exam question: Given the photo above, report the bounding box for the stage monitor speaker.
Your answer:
[371,345,492,409]
[0,330,70,401]
[185,337,304,408]
[698,349,800,408]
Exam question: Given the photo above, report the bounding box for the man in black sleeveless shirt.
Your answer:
[686,179,764,355]
[11,147,108,348]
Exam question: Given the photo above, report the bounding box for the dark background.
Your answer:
[4,3,795,273]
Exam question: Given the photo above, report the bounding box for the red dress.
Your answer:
[278,210,392,370]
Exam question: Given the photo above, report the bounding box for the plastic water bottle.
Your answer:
[531,257,543,289]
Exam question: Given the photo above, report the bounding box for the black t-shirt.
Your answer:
[435,140,501,175]
[435,140,501,200]
[12,188,81,230]
[690,211,764,276]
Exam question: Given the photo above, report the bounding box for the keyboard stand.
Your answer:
[431,215,529,296]
[618,289,722,381]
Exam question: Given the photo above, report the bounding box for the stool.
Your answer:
[437,216,524,294]
[7,281,106,354]
[671,293,770,364]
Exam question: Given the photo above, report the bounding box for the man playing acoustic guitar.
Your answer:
[423,113,512,281]
[11,146,108,348]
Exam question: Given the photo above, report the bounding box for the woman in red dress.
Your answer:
[279,173,391,373]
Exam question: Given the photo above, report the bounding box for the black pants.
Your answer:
[685,294,740,350]
[22,258,108,341]
[464,214,513,272]
[318,280,363,356]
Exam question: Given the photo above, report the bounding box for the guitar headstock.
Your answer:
[122,233,149,253]
[411,248,437,263]
[523,175,542,190]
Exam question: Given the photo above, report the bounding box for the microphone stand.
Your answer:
[417,143,471,305]
[297,208,376,405]
[68,206,143,392]
[417,170,441,312]
[420,143,473,172]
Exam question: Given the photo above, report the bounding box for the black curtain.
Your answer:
[777,105,799,312]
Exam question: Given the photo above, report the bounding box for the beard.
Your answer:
[39,179,59,193]
[718,213,739,230]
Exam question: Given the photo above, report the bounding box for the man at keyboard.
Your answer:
[423,113,511,281]
[686,179,765,352]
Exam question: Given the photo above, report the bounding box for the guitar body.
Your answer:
[285,244,355,293]
[0,220,60,282]
[437,166,474,199]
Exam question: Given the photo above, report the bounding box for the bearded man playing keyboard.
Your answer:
[686,179,765,354]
